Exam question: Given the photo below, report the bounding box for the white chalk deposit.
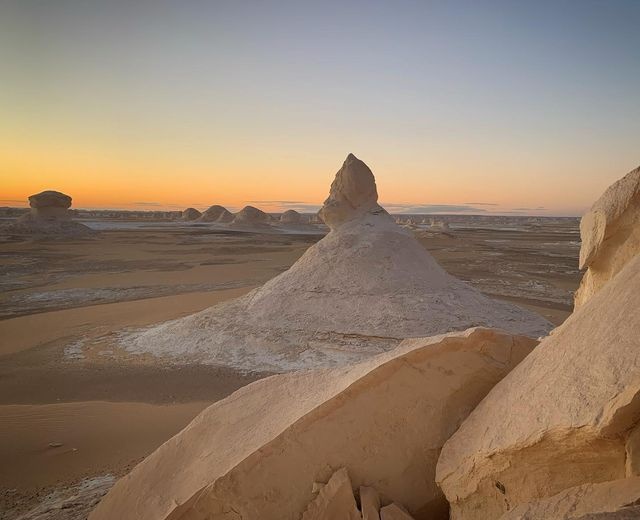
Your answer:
[120,154,551,371]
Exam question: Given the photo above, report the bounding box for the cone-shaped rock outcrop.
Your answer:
[233,205,271,224]
[281,209,302,224]
[199,204,234,222]
[90,328,536,520]
[180,207,202,221]
[575,165,640,307]
[120,154,550,371]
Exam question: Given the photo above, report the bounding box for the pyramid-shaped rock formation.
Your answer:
[180,207,201,221]
[91,328,536,520]
[198,204,234,222]
[232,205,271,225]
[121,154,550,371]
[280,209,302,224]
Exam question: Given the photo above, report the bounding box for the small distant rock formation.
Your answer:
[120,154,550,371]
[28,190,72,219]
[233,205,271,225]
[90,328,536,520]
[199,204,234,223]
[429,218,451,231]
[574,165,640,308]
[180,207,201,221]
[436,246,640,517]
[2,190,94,236]
[280,209,302,224]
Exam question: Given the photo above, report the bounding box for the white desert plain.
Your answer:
[2,153,639,520]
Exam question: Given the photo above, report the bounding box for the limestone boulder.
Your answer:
[575,165,640,307]
[301,468,360,520]
[436,254,640,520]
[181,207,202,221]
[91,328,536,520]
[499,477,640,520]
[318,153,385,230]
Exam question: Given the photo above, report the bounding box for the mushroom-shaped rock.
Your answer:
[181,207,202,221]
[199,205,233,223]
[28,190,72,220]
[90,328,536,520]
[233,205,270,224]
[575,165,640,307]
[6,190,94,235]
[280,209,302,224]
[119,155,551,371]
[435,254,640,520]
[318,153,385,230]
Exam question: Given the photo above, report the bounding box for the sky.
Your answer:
[1,0,638,216]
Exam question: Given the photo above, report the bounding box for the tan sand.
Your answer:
[0,401,208,513]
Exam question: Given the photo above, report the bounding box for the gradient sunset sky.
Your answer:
[1,0,638,215]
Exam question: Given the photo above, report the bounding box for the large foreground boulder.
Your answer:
[575,165,640,307]
[91,328,536,520]
[119,155,550,371]
[436,254,640,520]
[499,477,640,520]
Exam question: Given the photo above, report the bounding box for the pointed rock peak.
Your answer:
[319,154,382,230]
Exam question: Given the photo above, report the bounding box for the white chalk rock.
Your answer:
[318,153,385,230]
[575,165,640,307]
[436,254,640,520]
[28,190,72,220]
[120,155,550,371]
[233,205,270,224]
[180,207,202,221]
[90,328,536,520]
[6,190,94,236]
[281,209,302,224]
[199,204,233,223]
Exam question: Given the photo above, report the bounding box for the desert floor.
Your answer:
[0,218,580,518]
